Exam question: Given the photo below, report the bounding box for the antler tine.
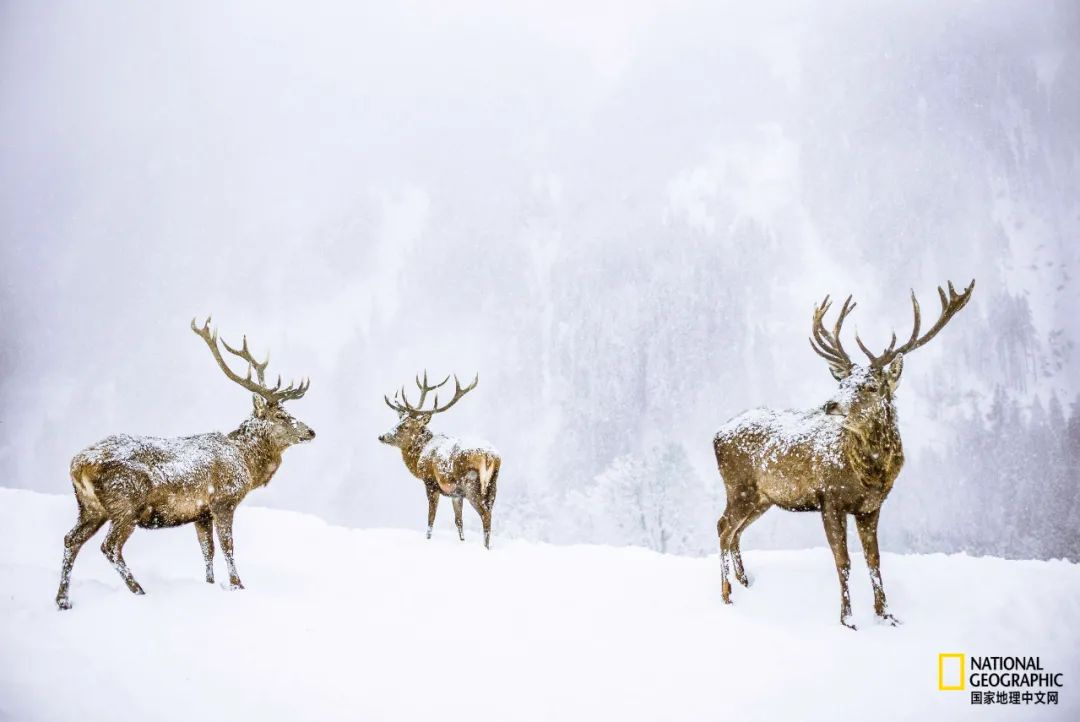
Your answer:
[221,333,270,385]
[411,370,450,410]
[398,384,413,410]
[809,298,840,361]
[274,376,310,402]
[830,295,856,360]
[430,373,479,414]
[855,331,875,362]
[809,295,855,374]
[190,316,309,404]
[905,289,922,348]
[385,388,411,414]
[862,279,975,368]
[386,372,478,417]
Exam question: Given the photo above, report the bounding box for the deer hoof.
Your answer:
[130,584,146,595]
[56,598,72,611]
[879,613,902,626]
[736,574,750,588]
[840,617,857,631]
[227,581,245,591]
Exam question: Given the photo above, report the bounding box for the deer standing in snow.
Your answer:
[55,318,314,610]
[713,280,974,628]
[379,373,500,548]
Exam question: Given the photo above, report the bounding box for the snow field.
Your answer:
[1,488,1077,721]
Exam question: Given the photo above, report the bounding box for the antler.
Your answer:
[384,371,478,417]
[191,317,310,404]
[855,279,975,368]
[809,294,857,379]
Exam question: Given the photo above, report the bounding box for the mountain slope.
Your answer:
[0,488,1077,721]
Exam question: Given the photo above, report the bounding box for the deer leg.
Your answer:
[821,506,855,629]
[468,497,493,549]
[717,499,755,602]
[485,467,498,509]
[425,485,440,539]
[100,515,144,595]
[56,511,106,610]
[483,469,497,549]
[195,516,215,583]
[212,505,243,589]
[855,509,900,626]
[481,507,492,549]
[731,504,770,587]
[452,497,465,541]
[717,511,734,604]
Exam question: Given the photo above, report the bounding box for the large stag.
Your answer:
[713,280,974,628]
[379,372,500,548]
[55,318,314,610]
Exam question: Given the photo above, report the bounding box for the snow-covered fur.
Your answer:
[56,400,314,610]
[379,414,500,548]
[713,361,907,629]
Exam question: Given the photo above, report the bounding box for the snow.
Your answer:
[1,487,1078,722]
[716,407,846,467]
[421,433,498,493]
[422,433,498,468]
[75,432,238,487]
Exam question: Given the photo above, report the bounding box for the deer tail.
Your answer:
[69,456,105,515]
[476,453,502,498]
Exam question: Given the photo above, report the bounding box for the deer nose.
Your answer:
[306,429,316,439]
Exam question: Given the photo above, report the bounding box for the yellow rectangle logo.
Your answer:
[939,653,965,690]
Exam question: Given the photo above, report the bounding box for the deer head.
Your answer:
[810,280,975,423]
[191,317,315,448]
[378,371,478,448]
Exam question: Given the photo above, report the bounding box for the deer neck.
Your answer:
[228,418,286,490]
[400,428,434,479]
[841,397,904,489]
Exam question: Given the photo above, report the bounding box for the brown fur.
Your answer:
[713,281,973,628]
[55,320,314,610]
[380,374,499,548]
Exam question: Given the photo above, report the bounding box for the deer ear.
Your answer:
[885,354,904,391]
[419,413,432,426]
[828,364,850,382]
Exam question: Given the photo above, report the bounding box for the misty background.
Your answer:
[1,0,1077,560]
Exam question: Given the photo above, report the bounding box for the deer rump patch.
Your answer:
[422,436,498,497]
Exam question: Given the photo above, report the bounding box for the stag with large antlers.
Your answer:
[55,318,314,610]
[379,372,500,548]
[713,280,974,628]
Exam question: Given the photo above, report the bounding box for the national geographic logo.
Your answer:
[938,654,1065,706]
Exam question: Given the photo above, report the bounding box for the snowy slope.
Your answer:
[1,488,1077,722]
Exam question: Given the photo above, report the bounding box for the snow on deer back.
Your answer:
[420,434,499,497]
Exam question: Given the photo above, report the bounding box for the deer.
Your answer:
[713,280,974,629]
[379,372,500,548]
[55,317,314,610]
